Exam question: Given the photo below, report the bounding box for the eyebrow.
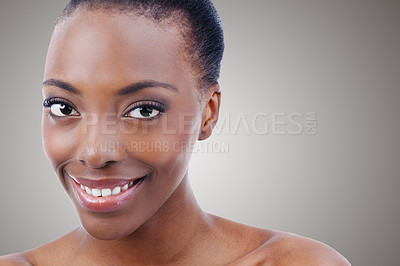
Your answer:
[117,80,178,96]
[42,79,81,95]
[42,79,178,95]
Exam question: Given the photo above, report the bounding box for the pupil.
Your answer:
[60,104,72,115]
[140,107,153,117]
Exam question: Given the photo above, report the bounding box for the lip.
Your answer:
[66,172,145,212]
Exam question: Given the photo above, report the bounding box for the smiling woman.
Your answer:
[0,0,351,265]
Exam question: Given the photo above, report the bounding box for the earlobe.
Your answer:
[198,84,221,141]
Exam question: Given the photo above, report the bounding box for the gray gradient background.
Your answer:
[0,0,399,265]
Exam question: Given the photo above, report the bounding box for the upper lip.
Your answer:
[65,172,146,188]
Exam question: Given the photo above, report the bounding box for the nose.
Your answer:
[76,114,126,168]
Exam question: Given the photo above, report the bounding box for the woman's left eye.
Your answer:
[126,106,161,119]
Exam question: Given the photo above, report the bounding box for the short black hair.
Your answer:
[56,0,224,91]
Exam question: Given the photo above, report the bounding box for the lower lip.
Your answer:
[69,177,144,213]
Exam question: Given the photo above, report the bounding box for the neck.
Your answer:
[76,174,211,264]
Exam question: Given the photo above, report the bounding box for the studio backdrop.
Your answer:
[0,1,399,265]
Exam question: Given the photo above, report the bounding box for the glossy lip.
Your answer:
[69,174,136,189]
[66,172,146,212]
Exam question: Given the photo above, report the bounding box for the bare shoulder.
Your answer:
[231,229,351,265]
[0,228,81,266]
[0,253,32,266]
[209,216,349,265]
[268,231,351,265]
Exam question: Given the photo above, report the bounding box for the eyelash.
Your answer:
[43,97,70,108]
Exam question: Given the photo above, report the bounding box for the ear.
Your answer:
[198,83,221,141]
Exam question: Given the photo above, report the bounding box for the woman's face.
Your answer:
[42,10,206,239]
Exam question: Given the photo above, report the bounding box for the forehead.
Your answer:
[45,9,193,93]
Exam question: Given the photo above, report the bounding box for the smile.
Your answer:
[78,180,140,197]
[66,172,146,212]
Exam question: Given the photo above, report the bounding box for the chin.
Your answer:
[68,193,143,241]
[78,212,141,241]
[84,226,129,241]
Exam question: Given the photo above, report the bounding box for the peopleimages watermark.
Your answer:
[82,141,230,154]
[214,112,317,135]
[80,112,318,136]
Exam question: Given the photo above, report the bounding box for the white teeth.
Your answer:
[85,186,92,195]
[77,180,140,197]
[101,188,112,197]
[92,188,101,197]
[112,186,121,195]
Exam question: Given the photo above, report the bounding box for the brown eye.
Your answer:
[126,106,161,119]
[50,103,79,117]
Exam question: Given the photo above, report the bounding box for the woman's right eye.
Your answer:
[50,103,79,117]
[43,99,79,117]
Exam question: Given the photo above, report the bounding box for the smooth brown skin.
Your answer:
[0,9,350,266]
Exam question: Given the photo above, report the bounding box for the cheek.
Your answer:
[125,113,201,184]
[41,114,79,171]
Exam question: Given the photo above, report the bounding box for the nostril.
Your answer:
[77,157,119,169]
[76,140,126,168]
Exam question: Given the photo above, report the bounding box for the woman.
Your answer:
[1,0,350,265]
